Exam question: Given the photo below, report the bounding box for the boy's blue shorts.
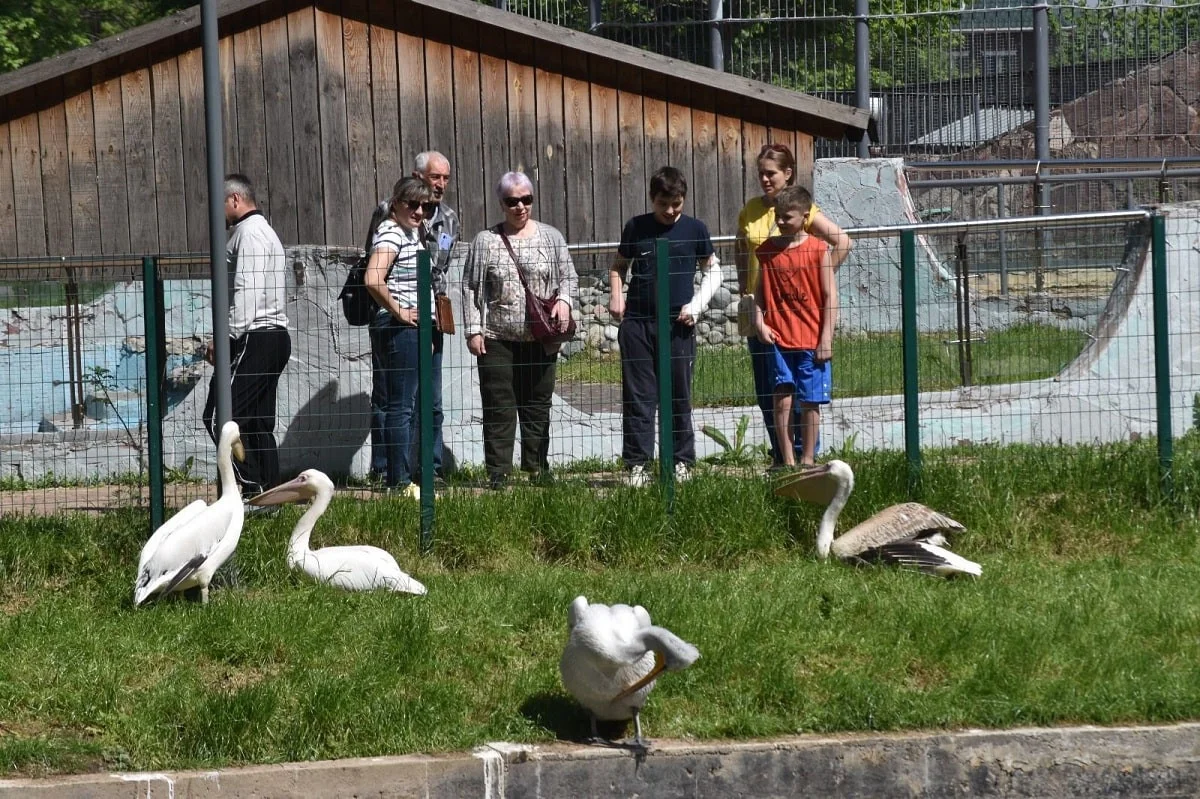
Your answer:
[771,347,832,405]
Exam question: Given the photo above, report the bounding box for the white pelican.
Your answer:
[775,460,983,577]
[559,595,699,745]
[134,420,247,605]
[249,468,427,594]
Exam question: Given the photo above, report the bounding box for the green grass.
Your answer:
[0,282,114,310]
[558,323,1087,406]
[3,439,1200,776]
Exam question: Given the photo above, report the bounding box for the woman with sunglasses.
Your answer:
[462,171,578,489]
[365,176,438,498]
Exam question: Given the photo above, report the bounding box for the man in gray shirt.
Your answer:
[202,173,291,497]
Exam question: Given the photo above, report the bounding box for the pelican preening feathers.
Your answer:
[250,468,427,594]
[775,459,983,578]
[134,420,247,605]
[559,595,700,745]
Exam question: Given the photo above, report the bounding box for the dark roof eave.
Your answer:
[0,0,869,139]
[418,0,868,138]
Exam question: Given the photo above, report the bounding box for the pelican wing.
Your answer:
[773,464,841,505]
[137,499,209,573]
[860,540,983,578]
[134,501,241,604]
[305,545,426,594]
[831,502,965,560]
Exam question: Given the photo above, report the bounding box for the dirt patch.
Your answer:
[555,379,623,415]
[972,267,1117,298]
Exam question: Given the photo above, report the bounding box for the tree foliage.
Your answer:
[1051,0,1200,67]
[0,0,191,73]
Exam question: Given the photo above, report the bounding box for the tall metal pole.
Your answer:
[1033,3,1050,163]
[1150,213,1174,500]
[709,0,724,72]
[855,0,871,158]
[1033,1,1052,290]
[588,0,600,30]
[655,238,675,513]
[143,257,165,534]
[202,0,231,428]
[417,250,435,553]
[900,230,921,496]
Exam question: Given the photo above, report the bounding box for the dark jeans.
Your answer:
[202,326,291,496]
[369,320,444,487]
[618,316,696,467]
[748,335,803,464]
[477,338,556,477]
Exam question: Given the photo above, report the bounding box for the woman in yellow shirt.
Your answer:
[736,144,850,468]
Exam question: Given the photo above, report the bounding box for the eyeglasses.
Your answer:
[503,195,534,208]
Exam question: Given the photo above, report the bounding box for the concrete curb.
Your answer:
[3,723,1199,798]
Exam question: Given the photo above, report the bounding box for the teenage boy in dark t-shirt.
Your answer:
[608,166,723,487]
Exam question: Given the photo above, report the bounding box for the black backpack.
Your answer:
[339,204,390,326]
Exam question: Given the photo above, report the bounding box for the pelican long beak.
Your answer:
[249,476,310,506]
[612,651,666,702]
[232,439,247,463]
[773,463,836,504]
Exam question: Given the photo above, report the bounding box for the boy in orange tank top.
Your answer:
[753,185,846,468]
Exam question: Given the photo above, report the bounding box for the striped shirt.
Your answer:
[373,219,428,310]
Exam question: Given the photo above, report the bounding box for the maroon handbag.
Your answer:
[499,229,577,346]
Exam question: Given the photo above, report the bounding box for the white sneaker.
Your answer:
[400,483,420,500]
[626,464,649,488]
[674,462,692,483]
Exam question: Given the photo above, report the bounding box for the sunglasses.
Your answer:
[503,195,534,208]
[401,200,426,213]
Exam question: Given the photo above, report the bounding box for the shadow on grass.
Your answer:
[519,692,631,743]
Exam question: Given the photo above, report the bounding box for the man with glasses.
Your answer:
[367,152,457,485]
[203,173,291,499]
[412,150,459,297]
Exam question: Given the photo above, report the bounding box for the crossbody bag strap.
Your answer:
[498,226,534,295]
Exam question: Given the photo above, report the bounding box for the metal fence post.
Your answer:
[417,249,435,552]
[855,0,871,158]
[1151,213,1173,499]
[655,238,675,511]
[142,257,165,534]
[1034,0,1052,291]
[900,230,922,495]
[709,0,725,71]
[997,182,1009,295]
[202,0,230,430]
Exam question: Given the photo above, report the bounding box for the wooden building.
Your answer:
[0,0,868,258]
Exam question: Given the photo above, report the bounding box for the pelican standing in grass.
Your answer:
[775,459,982,577]
[134,420,247,605]
[559,595,700,746]
[249,468,426,594]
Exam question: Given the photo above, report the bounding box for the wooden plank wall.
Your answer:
[0,6,821,258]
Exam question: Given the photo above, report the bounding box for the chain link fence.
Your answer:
[490,1,1200,162]
[2,210,1189,534]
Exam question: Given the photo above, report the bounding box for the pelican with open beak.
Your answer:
[250,468,426,594]
[559,595,699,746]
[134,420,247,605]
[774,460,982,577]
